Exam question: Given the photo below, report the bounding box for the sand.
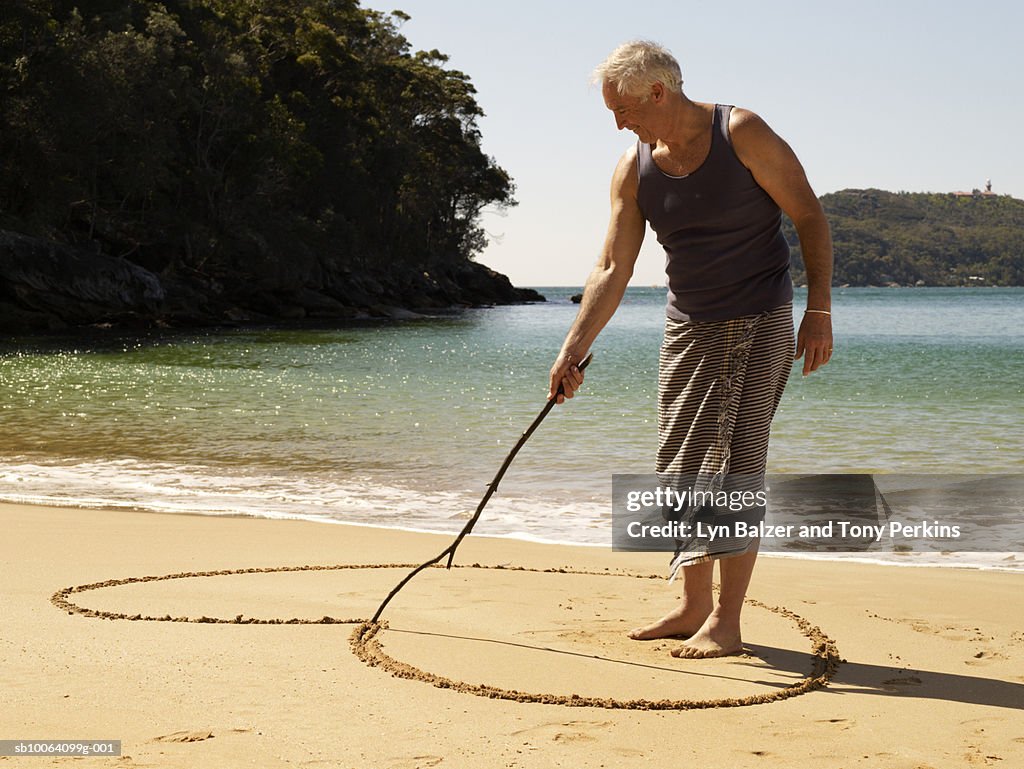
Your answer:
[1,501,1022,768]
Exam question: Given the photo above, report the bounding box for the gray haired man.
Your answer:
[550,40,833,658]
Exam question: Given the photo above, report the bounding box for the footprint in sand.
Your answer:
[151,730,214,743]
[870,613,992,643]
[511,720,614,742]
[611,746,646,758]
[966,649,1009,666]
[552,731,597,743]
[963,748,1005,765]
[386,755,443,768]
[882,675,923,687]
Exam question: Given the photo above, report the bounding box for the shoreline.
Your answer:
[3,500,1022,767]
[2,493,1019,574]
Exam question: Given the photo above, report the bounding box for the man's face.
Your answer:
[602,80,658,142]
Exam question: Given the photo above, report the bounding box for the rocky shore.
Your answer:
[0,230,544,333]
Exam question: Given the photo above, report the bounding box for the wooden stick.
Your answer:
[370,353,593,623]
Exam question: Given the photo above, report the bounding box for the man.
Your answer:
[549,40,833,659]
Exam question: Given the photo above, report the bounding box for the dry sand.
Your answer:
[1,501,1022,768]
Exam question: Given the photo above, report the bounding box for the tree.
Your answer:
[1,0,517,297]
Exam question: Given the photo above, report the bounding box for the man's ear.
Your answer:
[650,81,665,103]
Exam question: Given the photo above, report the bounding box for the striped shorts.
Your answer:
[657,303,795,575]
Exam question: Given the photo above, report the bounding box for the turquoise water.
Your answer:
[1,287,1021,556]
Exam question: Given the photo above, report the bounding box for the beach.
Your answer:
[3,4,1022,764]
[3,500,1022,768]
[2,288,1022,766]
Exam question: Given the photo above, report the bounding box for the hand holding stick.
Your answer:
[370,353,594,623]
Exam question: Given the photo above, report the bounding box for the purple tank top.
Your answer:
[636,104,792,321]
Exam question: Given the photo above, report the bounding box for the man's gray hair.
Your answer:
[593,40,683,99]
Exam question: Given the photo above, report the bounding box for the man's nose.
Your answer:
[615,115,627,130]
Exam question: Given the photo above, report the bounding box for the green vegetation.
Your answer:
[1,0,530,330]
[786,189,1024,286]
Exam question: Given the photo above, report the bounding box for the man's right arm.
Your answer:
[549,146,646,403]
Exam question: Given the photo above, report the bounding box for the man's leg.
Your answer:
[670,541,759,658]
[627,559,715,640]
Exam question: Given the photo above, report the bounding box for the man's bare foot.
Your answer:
[669,612,742,658]
[627,600,713,640]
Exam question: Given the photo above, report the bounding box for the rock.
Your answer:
[0,230,164,331]
[223,307,260,323]
[158,275,218,326]
[288,288,355,318]
[444,261,544,304]
[0,228,544,333]
[0,299,68,333]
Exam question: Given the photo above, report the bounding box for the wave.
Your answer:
[1,456,1019,572]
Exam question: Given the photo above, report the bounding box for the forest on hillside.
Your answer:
[787,189,1024,286]
[0,0,535,332]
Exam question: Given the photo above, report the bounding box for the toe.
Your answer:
[670,642,734,658]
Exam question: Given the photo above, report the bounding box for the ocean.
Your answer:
[1,287,1021,569]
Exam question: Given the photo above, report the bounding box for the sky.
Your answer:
[382,0,1024,286]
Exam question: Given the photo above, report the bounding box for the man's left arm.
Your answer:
[730,108,833,376]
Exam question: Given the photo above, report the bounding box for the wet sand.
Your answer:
[2,501,1022,767]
